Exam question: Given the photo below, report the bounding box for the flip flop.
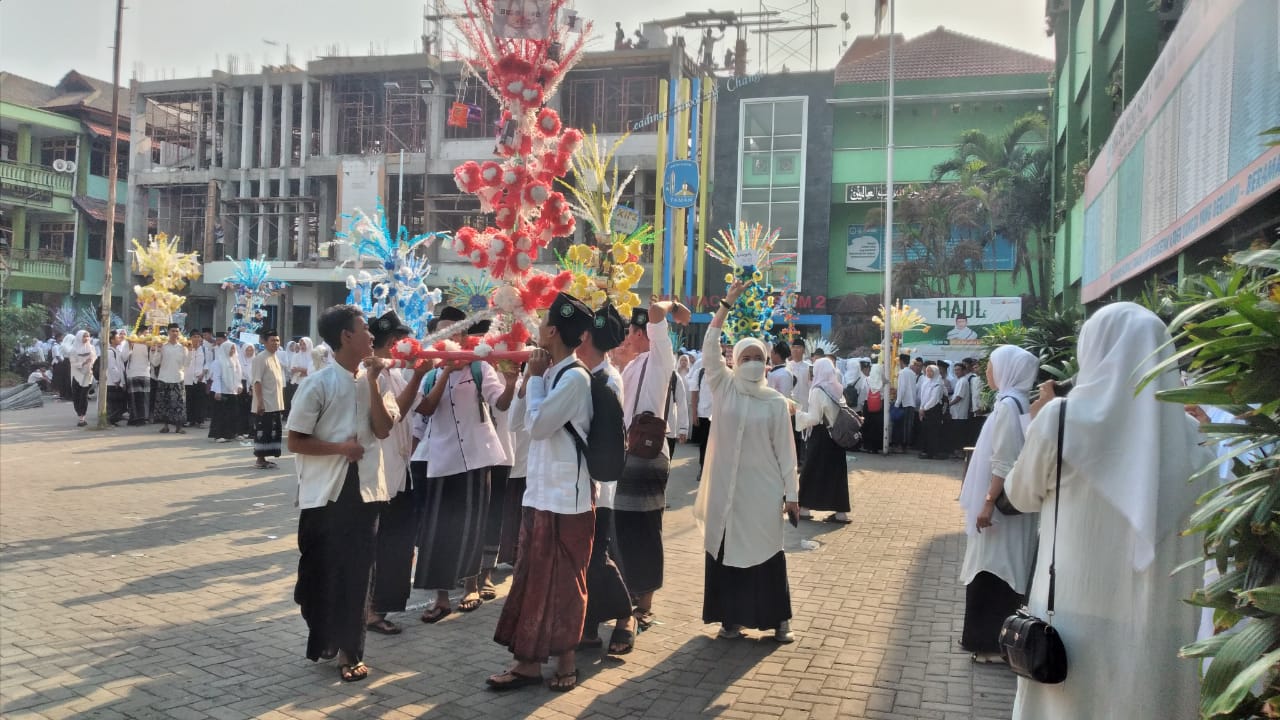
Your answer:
[458,596,483,612]
[607,627,635,655]
[633,609,656,630]
[486,670,542,691]
[340,662,369,682]
[548,669,578,692]
[366,619,402,635]
[823,515,853,525]
[479,579,497,601]
[421,606,451,624]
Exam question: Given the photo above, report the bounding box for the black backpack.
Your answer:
[553,362,625,483]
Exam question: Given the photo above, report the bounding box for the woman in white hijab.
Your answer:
[207,342,243,443]
[68,330,98,426]
[1004,303,1212,720]
[237,344,257,438]
[917,364,947,459]
[291,337,315,389]
[694,280,799,643]
[794,356,852,523]
[955,344,1040,662]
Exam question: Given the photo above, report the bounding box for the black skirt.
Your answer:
[584,507,633,627]
[412,463,491,590]
[861,408,884,453]
[703,541,792,631]
[371,477,416,614]
[798,424,850,512]
[961,571,1023,653]
[294,464,383,662]
[611,507,664,596]
[207,395,239,440]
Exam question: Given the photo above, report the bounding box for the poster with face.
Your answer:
[899,297,1022,363]
[493,0,551,39]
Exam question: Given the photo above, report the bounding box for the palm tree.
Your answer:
[933,113,1051,303]
[865,183,980,298]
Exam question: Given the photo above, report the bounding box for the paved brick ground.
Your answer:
[0,400,1015,719]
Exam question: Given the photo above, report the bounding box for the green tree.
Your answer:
[933,113,1052,304]
[0,304,48,369]
[865,183,982,299]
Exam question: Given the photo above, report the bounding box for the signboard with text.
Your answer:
[899,296,1022,363]
[845,225,1016,272]
[845,183,920,203]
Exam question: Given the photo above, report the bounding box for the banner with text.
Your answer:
[899,297,1022,363]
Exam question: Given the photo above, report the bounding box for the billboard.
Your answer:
[845,224,1016,272]
[898,296,1022,363]
[1081,0,1280,302]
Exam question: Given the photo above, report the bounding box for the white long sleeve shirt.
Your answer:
[152,343,189,384]
[787,359,811,411]
[106,344,127,386]
[183,344,205,385]
[950,374,973,420]
[522,354,593,515]
[411,362,509,476]
[125,342,153,380]
[690,359,714,419]
[507,379,531,479]
[895,368,918,408]
[767,364,795,397]
[667,373,689,439]
[620,319,676,459]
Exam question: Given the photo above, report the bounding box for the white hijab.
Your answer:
[959,344,1038,535]
[811,356,843,401]
[729,337,777,400]
[1069,301,1203,571]
[240,345,256,381]
[220,342,242,391]
[70,330,97,366]
[292,337,315,373]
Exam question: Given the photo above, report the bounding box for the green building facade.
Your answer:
[826,29,1054,300]
[1,71,132,313]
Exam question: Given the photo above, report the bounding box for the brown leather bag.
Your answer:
[625,358,674,459]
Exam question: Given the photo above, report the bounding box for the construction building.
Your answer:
[126,45,698,338]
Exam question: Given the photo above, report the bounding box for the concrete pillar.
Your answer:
[223,85,240,170]
[11,207,27,252]
[240,87,255,171]
[320,81,334,157]
[257,173,270,258]
[280,82,294,168]
[237,179,251,259]
[259,80,274,167]
[300,80,312,166]
[17,124,32,164]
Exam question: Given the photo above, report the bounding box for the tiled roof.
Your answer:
[835,27,1053,84]
[0,70,130,118]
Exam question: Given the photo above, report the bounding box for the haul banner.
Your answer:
[899,296,1022,363]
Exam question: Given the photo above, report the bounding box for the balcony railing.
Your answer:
[0,247,71,281]
[0,161,73,209]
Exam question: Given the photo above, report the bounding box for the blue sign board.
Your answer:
[663,160,699,209]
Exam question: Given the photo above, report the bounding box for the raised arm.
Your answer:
[703,280,747,388]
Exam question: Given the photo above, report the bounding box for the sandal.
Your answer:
[633,608,655,630]
[159,426,170,434]
[366,619,402,635]
[458,595,483,612]
[340,662,369,682]
[486,670,542,691]
[256,460,278,469]
[175,428,186,434]
[548,669,578,692]
[479,579,497,601]
[420,605,451,624]
[607,627,635,655]
[823,515,853,525]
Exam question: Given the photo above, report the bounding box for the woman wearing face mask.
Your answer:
[794,356,852,524]
[693,280,800,643]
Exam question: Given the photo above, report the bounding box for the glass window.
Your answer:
[773,135,802,151]
[772,202,800,238]
[770,187,800,203]
[741,203,770,227]
[743,103,773,137]
[773,101,804,135]
[741,188,770,203]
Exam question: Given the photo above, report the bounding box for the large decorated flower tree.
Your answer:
[221,257,288,341]
[128,232,201,344]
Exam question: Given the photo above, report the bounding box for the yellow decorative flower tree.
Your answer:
[871,301,931,387]
[128,232,201,344]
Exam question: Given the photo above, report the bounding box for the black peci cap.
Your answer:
[590,303,627,351]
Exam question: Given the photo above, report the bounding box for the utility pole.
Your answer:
[96,0,125,429]
[881,0,895,455]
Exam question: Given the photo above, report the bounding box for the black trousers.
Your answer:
[107,385,128,424]
[185,384,206,425]
[692,417,711,470]
[71,382,91,417]
[920,405,946,457]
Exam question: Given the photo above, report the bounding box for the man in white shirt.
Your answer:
[767,341,796,397]
[786,338,811,463]
[363,311,432,636]
[27,366,51,392]
[613,299,691,630]
[892,354,918,452]
[688,347,721,477]
[490,291,596,692]
[412,306,517,622]
[124,336,152,425]
[286,304,396,683]
[251,330,287,469]
[184,332,207,428]
[151,324,189,434]
[573,303,637,655]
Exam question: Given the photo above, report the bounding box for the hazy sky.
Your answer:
[1,0,1053,86]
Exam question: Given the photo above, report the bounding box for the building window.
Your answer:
[445,80,502,140]
[564,74,660,134]
[40,137,78,167]
[37,222,76,259]
[565,78,604,133]
[737,98,806,288]
[0,130,16,162]
[89,138,129,177]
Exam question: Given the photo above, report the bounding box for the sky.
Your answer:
[0,0,1053,87]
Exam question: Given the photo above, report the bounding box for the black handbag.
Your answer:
[998,400,1068,684]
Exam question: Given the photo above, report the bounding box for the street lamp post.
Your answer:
[95,0,125,429]
[881,0,896,455]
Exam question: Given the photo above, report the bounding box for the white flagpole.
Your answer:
[881,0,895,454]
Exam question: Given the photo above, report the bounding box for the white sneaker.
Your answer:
[773,621,794,643]
[717,624,743,639]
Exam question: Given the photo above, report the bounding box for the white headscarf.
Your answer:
[240,344,256,381]
[70,330,97,365]
[293,337,315,374]
[1069,302,1203,571]
[811,356,843,401]
[220,342,243,392]
[729,337,776,400]
[959,344,1039,535]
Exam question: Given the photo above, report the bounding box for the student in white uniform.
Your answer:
[412,306,517,623]
[767,341,796,398]
[286,304,397,683]
[489,291,596,693]
[183,332,206,427]
[363,311,432,636]
[124,336,153,425]
[151,324,190,434]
